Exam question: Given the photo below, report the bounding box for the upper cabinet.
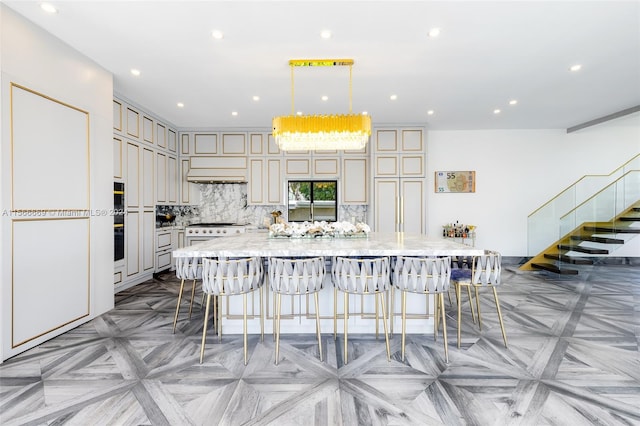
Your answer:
[373,128,425,177]
[180,131,248,156]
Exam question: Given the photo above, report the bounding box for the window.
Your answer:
[287,180,337,222]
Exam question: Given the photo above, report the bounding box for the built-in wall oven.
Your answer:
[114,182,125,261]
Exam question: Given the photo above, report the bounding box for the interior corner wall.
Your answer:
[426,112,640,257]
[0,4,114,361]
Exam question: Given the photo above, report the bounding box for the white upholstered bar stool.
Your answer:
[268,257,326,365]
[331,256,391,364]
[392,256,452,362]
[450,250,507,349]
[173,257,202,333]
[200,257,264,365]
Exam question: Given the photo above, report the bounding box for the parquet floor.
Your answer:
[1,262,639,425]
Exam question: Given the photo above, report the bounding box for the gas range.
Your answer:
[185,223,246,239]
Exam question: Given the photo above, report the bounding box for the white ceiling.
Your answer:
[4,1,640,131]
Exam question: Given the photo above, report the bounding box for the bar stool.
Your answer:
[173,257,202,333]
[391,256,452,362]
[200,256,264,365]
[331,256,391,364]
[451,250,507,349]
[268,256,326,365]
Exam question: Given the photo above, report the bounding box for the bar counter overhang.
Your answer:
[172,232,484,335]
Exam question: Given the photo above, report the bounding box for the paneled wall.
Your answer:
[0,5,113,361]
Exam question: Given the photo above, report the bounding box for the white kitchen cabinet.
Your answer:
[374,178,425,233]
[373,127,426,233]
[168,129,177,153]
[249,158,282,205]
[114,136,123,179]
[142,148,154,208]
[181,159,200,204]
[126,142,140,208]
[156,123,166,149]
[156,152,167,203]
[342,157,368,204]
[168,155,178,203]
[221,133,247,155]
[143,116,154,144]
[155,228,174,272]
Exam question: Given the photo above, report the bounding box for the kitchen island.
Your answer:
[172,232,484,335]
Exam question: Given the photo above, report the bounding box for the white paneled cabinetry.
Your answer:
[248,133,282,205]
[114,98,179,292]
[373,128,426,233]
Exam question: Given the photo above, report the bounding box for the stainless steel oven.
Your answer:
[114,182,125,261]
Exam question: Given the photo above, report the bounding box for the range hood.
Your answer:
[186,156,248,183]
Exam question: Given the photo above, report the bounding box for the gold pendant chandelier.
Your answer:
[272,59,371,151]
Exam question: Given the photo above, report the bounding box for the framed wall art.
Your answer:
[435,171,476,193]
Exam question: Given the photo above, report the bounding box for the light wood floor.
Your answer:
[1,262,639,425]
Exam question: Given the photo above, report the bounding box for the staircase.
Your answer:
[522,203,640,274]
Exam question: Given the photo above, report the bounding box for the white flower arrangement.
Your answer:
[269,220,370,238]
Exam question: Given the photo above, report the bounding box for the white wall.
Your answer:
[0,5,114,361]
[426,113,640,256]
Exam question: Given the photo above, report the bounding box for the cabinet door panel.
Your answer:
[249,159,264,204]
[374,180,399,232]
[401,180,424,233]
[126,143,139,208]
[114,137,123,179]
[401,129,423,151]
[142,148,154,208]
[194,133,217,154]
[143,211,155,271]
[168,156,177,203]
[127,107,139,138]
[156,152,167,203]
[143,116,154,144]
[342,158,367,204]
[267,159,282,204]
[168,129,177,152]
[222,133,247,155]
[401,155,424,176]
[127,211,140,276]
[375,156,398,176]
[156,123,167,148]
[375,129,397,152]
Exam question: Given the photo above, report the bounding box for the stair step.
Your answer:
[531,263,579,274]
[584,226,640,234]
[543,254,594,264]
[570,235,624,244]
[557,244,609,254]
[619,216,640,221]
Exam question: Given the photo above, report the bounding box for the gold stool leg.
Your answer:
[173,278,186,333]
[457,283,462,348]
[217,295,223,343]
[333,287,337,341]
[212,295,217,333]
[273,289,277,342]
[434,293,439,342]
[243,293,248,365]
[344,292,349,364]
[314,292,323,362]
[275,293,282,365]
[439,293,449,363]
[375,293,380,339]
[390,287,394,336]
[380,291,391,362]
[467,285,476,324]
[188,279,197,319]
[475,286,482,330]
[401,291,406,361]
[260,286,264,342]
[492,287,508,348]
[200,294,212,364]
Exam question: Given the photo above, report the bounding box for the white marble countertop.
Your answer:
[173,232,484,258]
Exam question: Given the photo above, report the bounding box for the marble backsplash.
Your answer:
[157,183,367,228]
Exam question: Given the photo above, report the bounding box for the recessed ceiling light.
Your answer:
[212,30,224,40]
[130,69,141,76]
[320,30,332,39]
[494,109,501,114]
[427,110,435,115]
[569,64,582,72]
[177,102,184,108]
[428,28,441,38]
[321,95,328,101]
[231,111,238,116]
[40,3,57,14]
[509,99,518,105]
[390,94,398,100]
[252,95,260,101]
[362,111,368,115]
